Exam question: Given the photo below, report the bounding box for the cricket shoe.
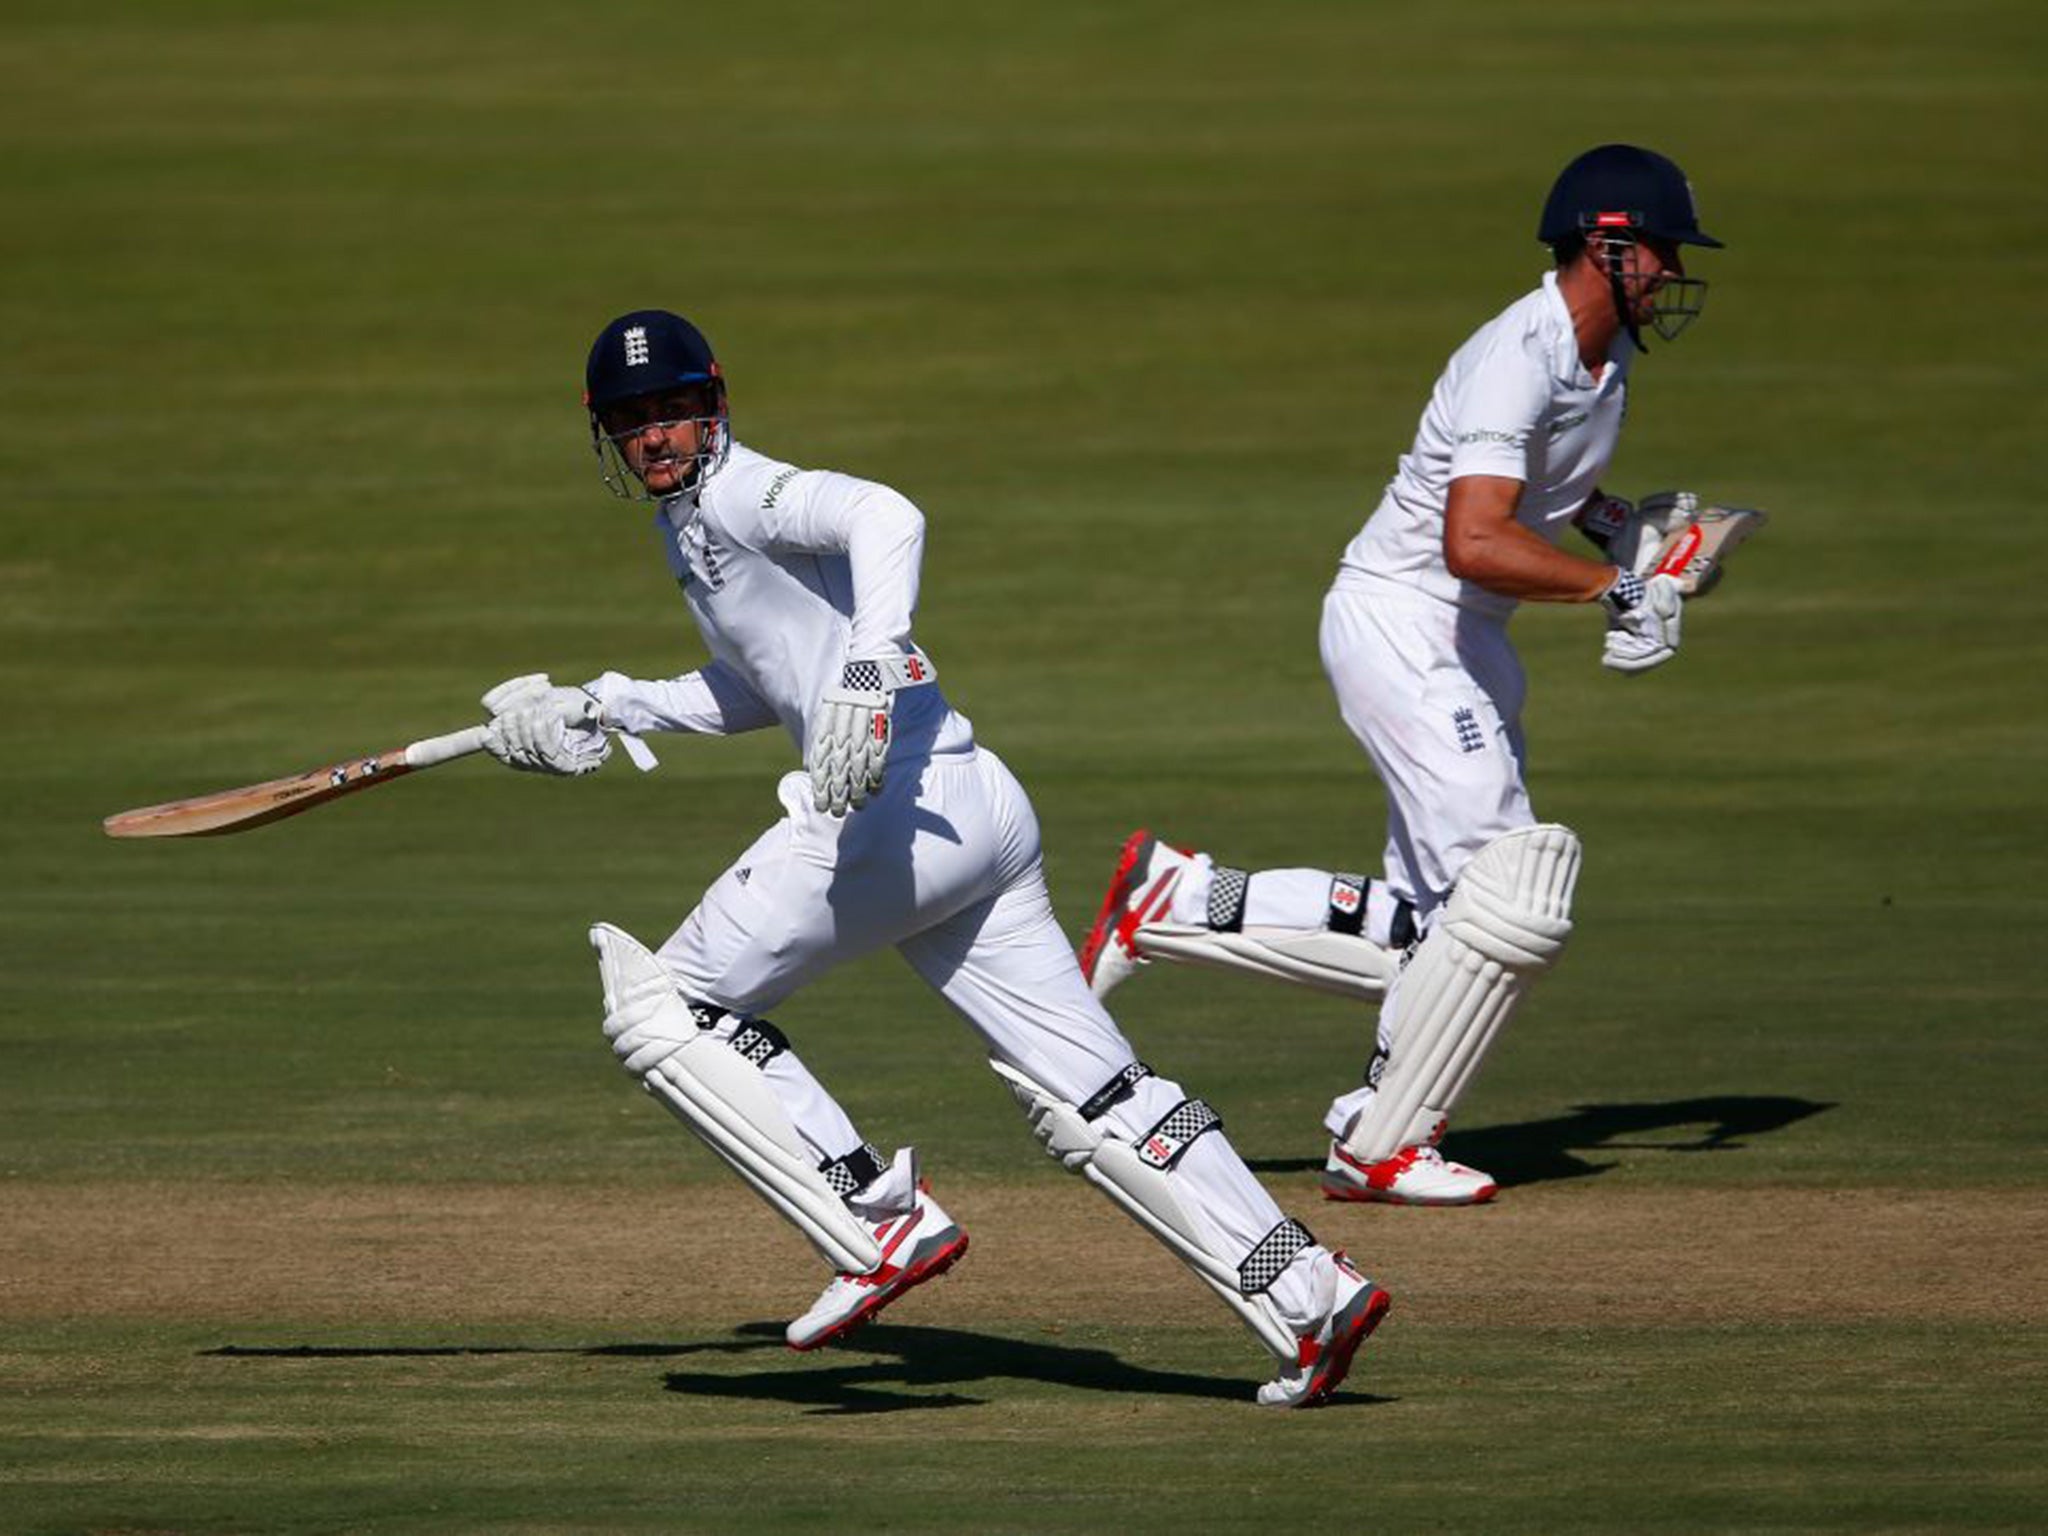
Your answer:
[1256,1252,1392,1409]
[784,1186,969,1350]
[1320,1140,1498,1206]
[1078,829,1195,998]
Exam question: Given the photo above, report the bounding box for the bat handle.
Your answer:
[403,724,492,769]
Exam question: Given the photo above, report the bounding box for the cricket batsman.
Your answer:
[473,310,1391,1405]
[1082,145,1752,1206]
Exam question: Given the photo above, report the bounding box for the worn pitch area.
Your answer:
[4,1181,2037,1331]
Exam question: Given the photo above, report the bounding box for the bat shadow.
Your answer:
[204,1325,1396,1416]
[1244,1095,1835,1187]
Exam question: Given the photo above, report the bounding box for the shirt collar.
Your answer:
[1540,270,1629,390]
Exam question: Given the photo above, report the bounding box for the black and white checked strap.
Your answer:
[725,1017,790,1069]
[1207,865,1249,933]
[1134,1098,1222,1171]
[1238,1217,1316,1295]
[838,650,939,693]
[1600,568,1646,616]
[819,1143,886,1199]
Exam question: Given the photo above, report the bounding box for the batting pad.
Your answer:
[991,1060,1298,1360]
[590,923,884,1276]
[1339,824,1580,1164]
[1134,924,1400,1002]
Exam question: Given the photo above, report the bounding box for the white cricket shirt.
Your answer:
[586,443,971,757]
[1335,271,1632,621]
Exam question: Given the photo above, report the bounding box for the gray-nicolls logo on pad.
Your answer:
[624,326,650,366]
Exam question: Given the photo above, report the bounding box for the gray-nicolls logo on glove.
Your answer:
[805,652,938,817]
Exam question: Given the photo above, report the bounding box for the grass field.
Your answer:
[3,1,2045,1530]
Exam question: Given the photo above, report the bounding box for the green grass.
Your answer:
[4,1320,2040,1534]
[2,0,2045,1528]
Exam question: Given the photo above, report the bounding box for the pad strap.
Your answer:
[1207,865,1249,932]
[1239,1216,1316,1296]
[819,1143,886,1199]
[1135,1098,1223,1171]
[726,1017,790,1069]
[1326,874,1368,936]
[1079,1060,1152,1122]
[1389,898,1418,952]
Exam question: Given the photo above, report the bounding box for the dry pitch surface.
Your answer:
[6,1181,2038,1335]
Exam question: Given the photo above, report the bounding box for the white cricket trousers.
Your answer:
[656,745,1324,1315]
[1320,579,1534,921]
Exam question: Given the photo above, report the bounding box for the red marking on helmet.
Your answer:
[1595,212,1633,228]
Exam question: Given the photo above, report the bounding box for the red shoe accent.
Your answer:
[1113,868,1181,954]
[1079,830,1157,977]
[1321,1142,1499,1206]
[787,1228,970,1352]
[1296,1274,1391,1407]
[1294,1286,1392,1409]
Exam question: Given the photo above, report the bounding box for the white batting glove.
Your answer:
[480,673,611,776]
[805,652,938,817]
[1599,571,1685,674]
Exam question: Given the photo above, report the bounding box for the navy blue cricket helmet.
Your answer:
[583,309,730,500]
[1539,146,1719,345]
[1538,144,1722,251]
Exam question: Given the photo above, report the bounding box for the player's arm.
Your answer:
[761,470,936,814]
[1444,476,1682,674]
[583,659,780,738]
[476,660,773,778]
[1444,475,1617,603]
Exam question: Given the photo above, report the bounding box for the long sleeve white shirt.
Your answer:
[586,442,972,759]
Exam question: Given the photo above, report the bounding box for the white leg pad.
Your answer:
[1338,825,1581,1164]
[591,922,884,1276]
[991,1060,1298,1361]
[1134,923,1399,1002]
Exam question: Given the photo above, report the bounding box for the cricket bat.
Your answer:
[103,724,490,839]
[1647,502,1768,598]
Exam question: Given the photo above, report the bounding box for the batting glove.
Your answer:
[1599,571,1685,674]
[805,652,937,817]
[481,673,611,776]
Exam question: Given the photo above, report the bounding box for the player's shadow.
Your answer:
[659,1322,1393,1414]
[205,1325,1394,1416]
[1245,1095,1834,1187]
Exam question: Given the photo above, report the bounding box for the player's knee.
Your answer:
[1062,1062,1221,1167]
[608,994,788,1078]
[1443,822,1581,971]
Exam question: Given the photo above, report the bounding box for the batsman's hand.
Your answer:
[805,652,938,817]
[481,673,611,776]
[1599,571,1685,675]
[807,662,895,817]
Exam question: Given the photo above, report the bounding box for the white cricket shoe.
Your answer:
[1256,1252,1392,1409]
[784,1186,969,1350]
[1078,830,1194,998]
[1320,1140,1498,1206]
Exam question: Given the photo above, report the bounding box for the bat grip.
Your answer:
[403,724,492,769]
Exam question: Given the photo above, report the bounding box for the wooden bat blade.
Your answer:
[103,725,490,839]
[1651,505,1767,596]
[103,748,420,838]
